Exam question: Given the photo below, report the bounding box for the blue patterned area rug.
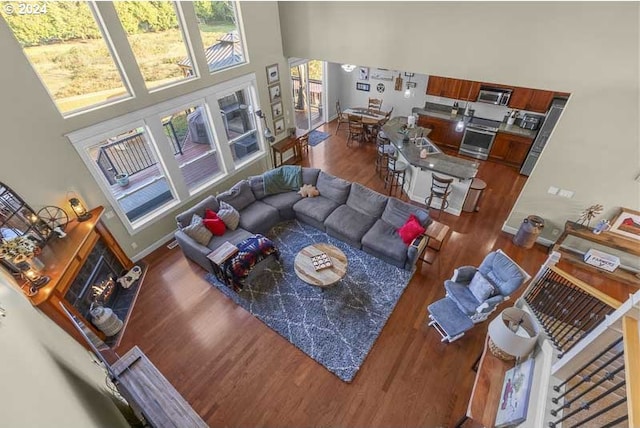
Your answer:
[206,220,413,382]
[308,129,330,146]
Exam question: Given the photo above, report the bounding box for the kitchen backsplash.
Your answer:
[424,94,540,122]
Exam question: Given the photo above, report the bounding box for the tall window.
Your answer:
[87,126,176,223]
[193,1,246,74]
[114,1,195,90]
[160,103,223,194]
[0,1,130,116]
[217,88,259,164]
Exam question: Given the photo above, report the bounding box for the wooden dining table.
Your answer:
[343,107,389,141]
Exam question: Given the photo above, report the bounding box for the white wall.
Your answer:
[0,271,129,427]
[279,2,640,242]
[0,2,286,258]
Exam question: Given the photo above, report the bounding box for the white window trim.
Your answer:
[67,73,267,235]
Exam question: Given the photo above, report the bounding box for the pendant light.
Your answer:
[404,73,415,98]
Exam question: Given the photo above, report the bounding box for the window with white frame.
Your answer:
[0,1,131,116]
[68,74,265,233]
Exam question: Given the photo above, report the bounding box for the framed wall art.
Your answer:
[608,208,640,241]
[356,82,370,92]
[271,101,283,119]
[273,118,285,135]
[495,358,535,428]
[266,63,279,84]
[359,67,369,81]
[268,83,282,103]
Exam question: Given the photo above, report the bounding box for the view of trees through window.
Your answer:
[0,1,244,115]
[0,1,130,114]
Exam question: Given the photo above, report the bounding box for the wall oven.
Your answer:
[458,118,501,160]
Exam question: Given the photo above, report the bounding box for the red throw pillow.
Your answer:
[204,208,218,220]
[203,217,226,236]
[397,214,426,245]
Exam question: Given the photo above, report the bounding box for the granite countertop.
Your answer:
[412,104,538,139]
[382,117,479,180]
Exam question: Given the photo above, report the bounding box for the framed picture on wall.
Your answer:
[268,83,282,103]
[274,118,285,135]
[271,101,283,119]
[266,63,279,84]
[356,82,370,92]
[359,67,369,81]
[495,358,535,428]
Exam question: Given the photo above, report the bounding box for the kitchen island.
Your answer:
[382,117,479,216]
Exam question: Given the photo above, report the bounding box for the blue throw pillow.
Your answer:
[468,271,495,302]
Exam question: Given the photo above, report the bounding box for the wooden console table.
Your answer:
[112,346,207,427]
[552,221,640,287]
[455,335,514,427]
[271,136,301,167]
[26,206,136,346]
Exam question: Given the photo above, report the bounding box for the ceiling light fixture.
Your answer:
[341,64,357,72]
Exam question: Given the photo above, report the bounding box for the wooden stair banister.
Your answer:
[623,316,640,428]
[549,265,623,309]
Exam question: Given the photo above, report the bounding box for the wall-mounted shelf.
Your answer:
[552,221,640,287]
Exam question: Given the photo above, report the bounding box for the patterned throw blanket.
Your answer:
[221,234,279,291]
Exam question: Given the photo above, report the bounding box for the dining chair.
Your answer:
[368,98,383,111]
[335,101,349,134]
[370,107,394,140]
[347,114,364,146]
[298,133,309,156]
[425,174,454,218]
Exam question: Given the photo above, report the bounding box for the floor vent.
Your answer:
[167,240,179,249]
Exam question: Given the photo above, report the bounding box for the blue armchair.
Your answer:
[444,250,531,323]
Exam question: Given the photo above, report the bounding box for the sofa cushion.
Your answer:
[381,198,431,229]
[218,201,240,231]
[176,195,219,228]
[444,280,480,316]
[217,180,256,211]
[361,220,408,266]
[248,175,266,200]
[262,191,303,220]
[468,272,495,302]
[397,214,426,245]
[293,196,340,225]
[325,205,378,248]
[238,201,280,235]
[206,228,253,252]
[182,214,212,246]
[316,171,352,205]
[301,167,321,186]
[346,183,388,218]
[203,210,226,236]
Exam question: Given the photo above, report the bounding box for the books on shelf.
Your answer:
[207,242,239,265]
[310,252,333,271]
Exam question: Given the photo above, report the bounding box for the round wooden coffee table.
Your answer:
[294,243,348,288]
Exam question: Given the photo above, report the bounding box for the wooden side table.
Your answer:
[271,136,301,167]
[454,335,514,427]
[419,220,450,264]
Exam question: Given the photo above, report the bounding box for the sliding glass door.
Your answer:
[290,60,325,134]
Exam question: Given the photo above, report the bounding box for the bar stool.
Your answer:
[375,135,395,178]
[425,174,453,217]
[384,155,408,198]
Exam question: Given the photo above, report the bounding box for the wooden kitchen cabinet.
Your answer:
[417,115,462,150]
[458,81,481,101]
[509,87,555,113]
[489,132,533,168]
[426,76,461,99]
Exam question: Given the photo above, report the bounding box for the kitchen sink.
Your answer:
[414,137,442,154]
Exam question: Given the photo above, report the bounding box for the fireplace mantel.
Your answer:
[25,206,136,346]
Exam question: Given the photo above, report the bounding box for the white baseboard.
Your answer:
[131,229,178,262]
[502,224,555,247]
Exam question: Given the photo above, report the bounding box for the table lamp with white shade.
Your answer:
[488,307,540,361]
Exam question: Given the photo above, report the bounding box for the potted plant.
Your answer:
[115,172,129,187]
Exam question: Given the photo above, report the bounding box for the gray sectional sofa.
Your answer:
[174,167,432,275]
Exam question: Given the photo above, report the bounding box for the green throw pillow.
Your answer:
[183,214,212,246]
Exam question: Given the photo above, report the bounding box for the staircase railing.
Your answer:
[520,252,621,358]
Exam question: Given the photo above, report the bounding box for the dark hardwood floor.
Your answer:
[117,119,631,427]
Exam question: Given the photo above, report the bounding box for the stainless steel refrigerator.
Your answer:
[520,98,566,176]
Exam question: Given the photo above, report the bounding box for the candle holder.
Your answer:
[69,197,92,222]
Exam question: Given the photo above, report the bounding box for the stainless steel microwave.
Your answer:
[477,87,512,106]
